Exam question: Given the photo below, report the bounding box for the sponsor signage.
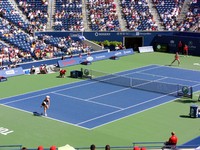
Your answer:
[0,67,24,77]
[139,46,154,53]
[58,48,134,67]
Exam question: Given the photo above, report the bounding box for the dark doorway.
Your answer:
[124,37,143,51]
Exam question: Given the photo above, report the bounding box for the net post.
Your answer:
[90,69,93,79]
[130,77,132,87]
[190,87,193,99]
[81,68,83,74]
[177,84,179,97]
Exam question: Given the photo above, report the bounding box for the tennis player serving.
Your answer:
[41,95,50,116]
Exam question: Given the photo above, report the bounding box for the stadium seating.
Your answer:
[121,0,158,31]
[0,0,29,30]
[0,0,199,68]
[177,0,200,31]
[154,0,185,31]
[15,0,48,31]
[53,0,84,31]
[86,0,121,31]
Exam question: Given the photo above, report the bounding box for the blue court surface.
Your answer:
[1,65,200,129]
[181,136,200,148]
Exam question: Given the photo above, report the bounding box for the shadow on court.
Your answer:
[174,99,199,103]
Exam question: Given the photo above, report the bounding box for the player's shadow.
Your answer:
[179,115,191,118]
[174,99,199,104]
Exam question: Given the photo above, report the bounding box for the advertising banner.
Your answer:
[58,48,134,68]
[0,67,24,77]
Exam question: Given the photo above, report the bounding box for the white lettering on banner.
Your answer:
[70,33,79,37]
[86,57,94,61]
[0,127,14,135]
[123,50,132,54]
[95,32,98,36]
[94,32,110,36]
[5,70,15,75]
[95,55,106,59]
[114,52,122,56]
[139,32,151,35]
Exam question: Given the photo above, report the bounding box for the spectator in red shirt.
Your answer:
[37,146,44,150]
[162,132,178,149]
[50,146,56,150]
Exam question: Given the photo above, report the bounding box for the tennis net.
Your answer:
[82,68,193,97]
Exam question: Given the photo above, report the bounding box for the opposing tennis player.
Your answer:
[170,52,180,66]
[41,95,50,116]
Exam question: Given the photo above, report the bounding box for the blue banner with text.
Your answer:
[58,48,134,68]
[0,67,24,77]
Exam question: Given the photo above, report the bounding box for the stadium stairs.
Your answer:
[115,0,127,31]
[82,0,90,31]
[83,39,103,51]
[8,0,28,23]
[176,0,191,23]
[47,0,55,30]
[148,0,164,31]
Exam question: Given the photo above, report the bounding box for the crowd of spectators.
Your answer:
[154,0,185,31]
[177,0,200,32]
[43,35,93,55]
[0,1,93,68]
[0,0,29,30]
[0,16,33,66]
[0,0,199,69]
[121,0,158,31]
[0,25,92,68]
[86,0,121,31]
[16,0,48,32]
[53,0,84,31]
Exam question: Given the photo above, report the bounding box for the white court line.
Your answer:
[0,65,157,101]
[0,65,160,103]
[86,77,168,102]
[77,82,200,127]
[0,79,88,100]
[115,65,163,76]
[52,92,124,110]
[52,92,85,101]
[44,70,155,96]
[2,64,200,130]
[122,64,200,84]
[137,72,200,84]
[90,98,174,130]
[77,93,174,126]
[120,65,200,86]
[87,88,130,101]
[2,93,51,105]
[0,104,89,130]
[1,80,109,105]
[2,64,198,108]
[1,65,161,105]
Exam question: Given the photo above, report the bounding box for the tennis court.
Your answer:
[1,65,200,130]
